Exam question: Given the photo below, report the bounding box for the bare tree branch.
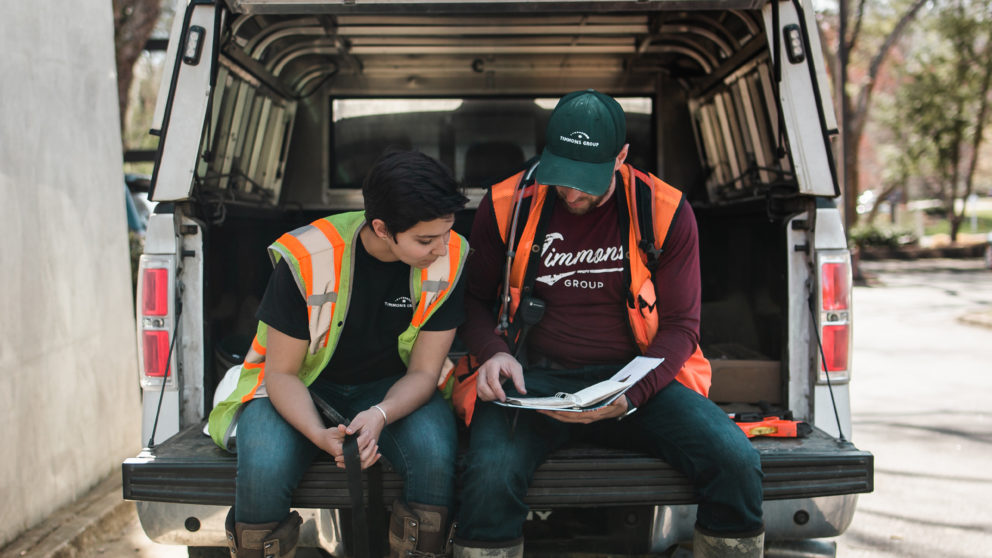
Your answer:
[846,0,868,53]
[865,182,900,225]
[852,0,928,122]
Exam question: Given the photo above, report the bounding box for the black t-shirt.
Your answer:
[256,237,465,385]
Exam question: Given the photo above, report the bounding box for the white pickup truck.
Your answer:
[123,1,872,556]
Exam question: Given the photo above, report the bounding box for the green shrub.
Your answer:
[848,224,918,249]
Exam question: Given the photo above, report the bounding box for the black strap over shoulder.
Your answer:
[629,168,663,272]
[505,180,537,255]
[494,166,538,335]
[519,192,556,301]
[614,173,636,311]
[505,189,555,355]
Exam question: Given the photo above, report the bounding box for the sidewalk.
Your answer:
[0,475,140,558]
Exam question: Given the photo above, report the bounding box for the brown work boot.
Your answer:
[224,507,303,558]
[692,528,764,558]
[388,501,453,558]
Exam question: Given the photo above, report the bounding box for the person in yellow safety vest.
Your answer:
[207,150,470,558]
[452,90,765,558]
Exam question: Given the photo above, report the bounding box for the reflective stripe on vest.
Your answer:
[488,166,711,397]
[208,211,469,450]
[269,218,348,356]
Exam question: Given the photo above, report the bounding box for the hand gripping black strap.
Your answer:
[313,394,385,558]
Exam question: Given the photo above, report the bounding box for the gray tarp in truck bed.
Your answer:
[123,423,872,507]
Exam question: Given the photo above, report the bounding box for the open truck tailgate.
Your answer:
[123,424,872,508]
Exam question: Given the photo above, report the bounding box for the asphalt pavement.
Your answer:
[833,258,992,558]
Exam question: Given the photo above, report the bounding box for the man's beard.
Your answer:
[558,193,604,215]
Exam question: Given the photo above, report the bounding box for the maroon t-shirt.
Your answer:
[460,180,703,408]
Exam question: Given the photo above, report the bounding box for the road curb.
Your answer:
[0,475,133,558]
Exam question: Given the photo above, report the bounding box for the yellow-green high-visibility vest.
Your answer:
[208,211,469,450]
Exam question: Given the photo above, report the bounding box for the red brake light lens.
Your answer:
[142,330,171,377]
[821,262,850,311]
[142,268,169,316]
[821,324,849,374]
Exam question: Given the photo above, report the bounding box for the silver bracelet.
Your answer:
[372,404,388,424]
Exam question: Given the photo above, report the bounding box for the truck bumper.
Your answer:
[648,495,857,552]
[135,495,857,554]
[125,424,870,553]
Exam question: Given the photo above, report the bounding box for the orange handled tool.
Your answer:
[733,413,812,438]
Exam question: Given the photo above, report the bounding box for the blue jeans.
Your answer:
[455,366,764,542]
[235,375,457,523]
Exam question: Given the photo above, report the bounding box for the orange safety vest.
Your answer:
[209,211,469,450]
[451,165,711,425]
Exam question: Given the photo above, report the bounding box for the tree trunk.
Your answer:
[949,213,962,242]
[961,32,992,242]
[844,132,860,231]
[825,0,929,233]
[113,0,162,135]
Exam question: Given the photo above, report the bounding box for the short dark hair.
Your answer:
[363,150,468,235]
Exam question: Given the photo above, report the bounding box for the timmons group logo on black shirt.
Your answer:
[384,296,414,309]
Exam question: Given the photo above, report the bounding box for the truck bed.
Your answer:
[123,423,872,508]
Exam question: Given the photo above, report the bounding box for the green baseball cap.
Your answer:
[536,89,627,196]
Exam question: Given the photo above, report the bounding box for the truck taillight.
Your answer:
[142,268,169,316]
[817,252,852,382]
[821,262,850,310]
[821,324,849,373]
[142,330,171,377]
[136,256,176,388]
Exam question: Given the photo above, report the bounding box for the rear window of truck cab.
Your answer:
[329,97,654,196]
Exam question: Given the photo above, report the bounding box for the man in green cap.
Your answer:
[453,90,764,558]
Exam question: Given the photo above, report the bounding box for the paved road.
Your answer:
[833,258,992,558]
[28,258,992,558]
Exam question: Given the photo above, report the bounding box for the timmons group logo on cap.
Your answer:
[536,89,628,196]
[560,131,600,147]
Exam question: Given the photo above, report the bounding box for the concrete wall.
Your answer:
[0,1,142,547]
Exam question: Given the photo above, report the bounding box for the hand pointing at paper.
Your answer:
[539,395,631,423]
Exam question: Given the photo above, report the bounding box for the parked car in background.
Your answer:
[125,173,154,233]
